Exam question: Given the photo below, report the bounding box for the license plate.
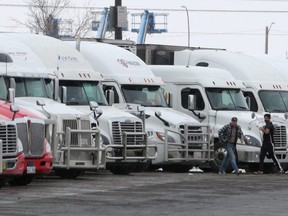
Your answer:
[27,166,36,174]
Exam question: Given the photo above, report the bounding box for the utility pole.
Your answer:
[114,0,122,40]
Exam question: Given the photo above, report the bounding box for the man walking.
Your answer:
[218,117,244,175]
[255,114,283,174]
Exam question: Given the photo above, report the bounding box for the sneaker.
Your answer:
[236,170,242,175]
[218,171,226,175]
[278,168,284,174]
[254,171,263,174]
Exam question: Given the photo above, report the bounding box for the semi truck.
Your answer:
[65,40,212,172]
[0,34,105,179]
[0,53,53,186]
[173,49,288,170]
[2,33,154,175]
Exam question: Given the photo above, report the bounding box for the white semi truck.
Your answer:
[0,34,106,178]
[149,65,270,171]
[172,49,288,171]
[3,33,155,174]
[65,40,212,172]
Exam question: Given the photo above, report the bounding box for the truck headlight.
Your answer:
[244,135,261,147]
[45,142,52,153]
[156,132,176,143]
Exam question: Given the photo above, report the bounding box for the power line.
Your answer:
[1,3,288,14]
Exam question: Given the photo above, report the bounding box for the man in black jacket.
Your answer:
[255,113,283,174]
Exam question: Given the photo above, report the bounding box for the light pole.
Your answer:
[265,22,275,54]
[181,6,190,47]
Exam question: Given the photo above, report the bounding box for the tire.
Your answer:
[54,169,83,179]
[163,164,191,173]
[0,178,6,188]
[8,175,34,186]
[133,161,151,172]
[210,141,233,173]
[110,165,135,175]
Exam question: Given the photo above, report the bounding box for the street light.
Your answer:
[265,22,275,54]
[181,6,190,47]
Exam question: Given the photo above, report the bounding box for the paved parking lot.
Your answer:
[0,170,288,216]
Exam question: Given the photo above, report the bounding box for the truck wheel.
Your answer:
[8,175,34,186]
[54,169,83,179]
[110,165,135,175]
[163,164,191,173]
[210,142,233,173]
[0,178,6,188]
[133,161,151,172]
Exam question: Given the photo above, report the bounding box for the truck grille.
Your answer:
[274,125,287,148]
[112,121,144,145]
[179,125,203,149]
[0,124,17,154]
[17,122,45,156]
[63,119,91,146]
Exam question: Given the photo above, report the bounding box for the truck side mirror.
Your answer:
[105,89,115,105]
[10,104,19,121]
[188,95,196,110]
[61,86,67,104]
[89,101,99,111]
[54,78,59,101]
[8,88,15,103]
[9,77,16,89]
[166,92,173,108]
[245,96,251,110]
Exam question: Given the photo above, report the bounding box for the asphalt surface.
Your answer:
[0,170,288,216]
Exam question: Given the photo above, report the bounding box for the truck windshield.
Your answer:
[259,90,288,112]
[14,77,53,98]
[60,80,108,106]
[0,77,7,100]
[206,88,249,110]
[122,85,168,107]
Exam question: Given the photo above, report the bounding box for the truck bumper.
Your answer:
[24,153,53,175]
[2,153,25,176]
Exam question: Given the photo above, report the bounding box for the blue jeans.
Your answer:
[219,143,239,173]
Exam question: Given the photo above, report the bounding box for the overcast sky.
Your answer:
[1,0,288,59]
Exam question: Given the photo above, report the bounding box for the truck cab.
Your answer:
[149,65,270,172]
[0,54,53,187]
[67,40,212,172]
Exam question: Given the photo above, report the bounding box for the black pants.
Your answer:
[259,143,282,171]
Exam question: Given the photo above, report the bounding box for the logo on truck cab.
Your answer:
[117,59,140,68]
[58,55,78,62]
